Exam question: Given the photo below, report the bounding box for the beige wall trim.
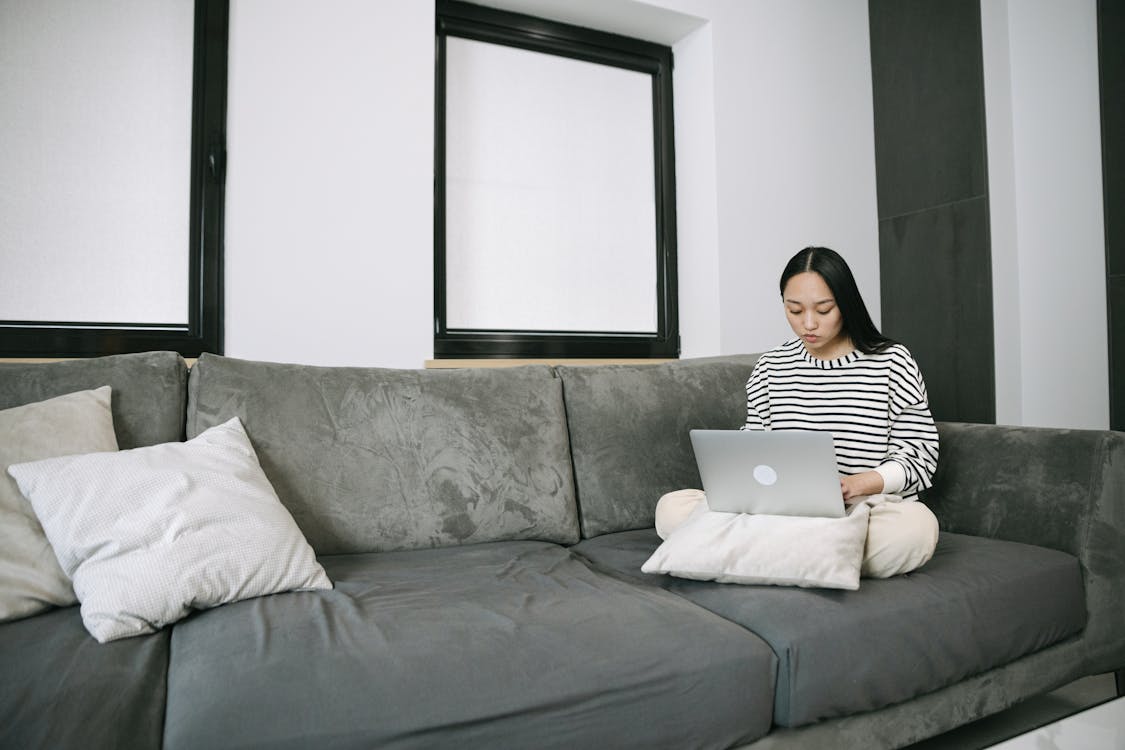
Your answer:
[425,358,675,369]
[0,359,72,364]
[3,357,663,370]
[1,357,198,367]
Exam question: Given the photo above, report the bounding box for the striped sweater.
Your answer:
[742,338,939,499]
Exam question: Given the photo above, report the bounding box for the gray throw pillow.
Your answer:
[0,386,118,622]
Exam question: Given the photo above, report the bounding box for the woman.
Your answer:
[656,246,940,578]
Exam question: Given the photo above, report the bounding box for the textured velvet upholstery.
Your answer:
[0,351,187,448]
[164,542,777,750]
[2,351,1119,750]
[557,354,759,538]
[0,605,168,750]
[732,638,1094,749]
[923,422,1125,680]
[187,355,580,554]
[0,350,186,688]
[574,528,1086,728]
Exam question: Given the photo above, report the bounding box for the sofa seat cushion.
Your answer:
[573,529,1087,728]
[188,355,580,554]
[163,541,777,750]
[0,606,169,750]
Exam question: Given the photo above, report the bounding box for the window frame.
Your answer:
[0,0,228,358]
[434,0,679,359]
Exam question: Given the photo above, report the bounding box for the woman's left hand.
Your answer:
[840,471,885,504]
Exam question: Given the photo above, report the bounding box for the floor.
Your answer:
[991,697,1125,749]
[907,673,1119,749]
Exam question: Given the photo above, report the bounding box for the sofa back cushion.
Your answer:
[0,351,188,449]
[186,355,580,554]
[557,355,759,538]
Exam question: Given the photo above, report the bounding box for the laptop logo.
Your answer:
[753,464,778,486]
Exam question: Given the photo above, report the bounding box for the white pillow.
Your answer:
[641,502,871,590]
[8,417,331,642]
[0,386,118,622]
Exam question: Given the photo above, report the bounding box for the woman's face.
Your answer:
[782,271,852,359]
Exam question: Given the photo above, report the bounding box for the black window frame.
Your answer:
[434,0,679,359]
[0,0,228,358]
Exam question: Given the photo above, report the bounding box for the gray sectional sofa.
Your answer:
[2,350,1122,749]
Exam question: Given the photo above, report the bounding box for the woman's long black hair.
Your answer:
[780,246,896,354]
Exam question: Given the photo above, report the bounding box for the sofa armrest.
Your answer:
[922,422,1125,676]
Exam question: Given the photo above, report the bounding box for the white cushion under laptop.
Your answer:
[689,429,845,518]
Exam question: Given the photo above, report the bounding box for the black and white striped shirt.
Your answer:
[742,339,939,499]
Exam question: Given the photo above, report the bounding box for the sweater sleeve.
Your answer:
[740,358,768,432]
[885,347,940,496]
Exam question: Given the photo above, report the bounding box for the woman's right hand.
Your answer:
[840,471,884,504]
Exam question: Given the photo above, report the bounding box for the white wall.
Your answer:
[703,0,880,355]
[10,1,1107,432]
[645,0,881,357]
[981,0,1022,426]
[668,19,722,358]
[222,0,879,366]
[26,0,1104,431]
[982,0,1108,429]
[6,1,1109,432]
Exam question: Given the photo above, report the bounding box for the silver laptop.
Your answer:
[689,429,845,517]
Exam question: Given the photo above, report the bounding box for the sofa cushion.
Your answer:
[187,355,580,554]
[573,528,1087,727]
[0,350,188,449]
[163,541,777,750]
[0,605,168,750]
[556,354,759,538]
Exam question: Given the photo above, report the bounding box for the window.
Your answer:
[435,0,678,358]
[0,0,228,358]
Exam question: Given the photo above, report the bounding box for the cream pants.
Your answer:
[655,489,939,579]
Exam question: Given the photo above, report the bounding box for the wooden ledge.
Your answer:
[424,358,675,369]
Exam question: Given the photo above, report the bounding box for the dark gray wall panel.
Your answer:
[1099,0,1124,277]
[870,0,995,424]
[869,0,987,219]
[1101,1,1124,429]
[1109,276,1125,431]
[879,198,994,424]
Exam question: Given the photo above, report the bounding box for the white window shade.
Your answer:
[443,36,658,334]
[0,0,194,325]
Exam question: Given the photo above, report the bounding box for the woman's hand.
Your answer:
[840,471,885,504]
